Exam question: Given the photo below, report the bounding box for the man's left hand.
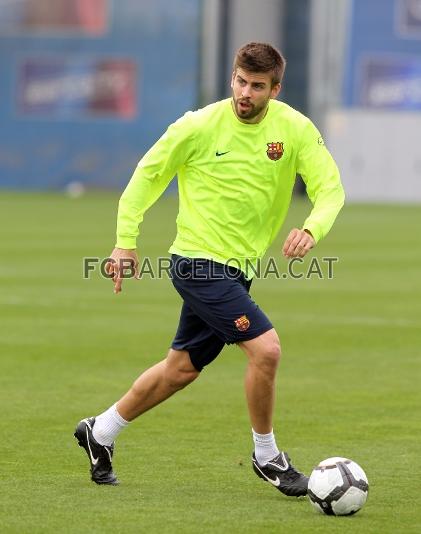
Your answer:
[282,228,315,258]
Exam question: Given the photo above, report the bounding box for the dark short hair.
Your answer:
[233,42,286,87]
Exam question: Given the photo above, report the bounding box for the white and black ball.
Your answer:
[308,457,369,516]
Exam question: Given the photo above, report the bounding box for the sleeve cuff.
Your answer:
[115,236,137,249]
[301,222,322,244]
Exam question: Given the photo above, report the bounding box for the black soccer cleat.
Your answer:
[74,417,119,485]
[252,451,308,497]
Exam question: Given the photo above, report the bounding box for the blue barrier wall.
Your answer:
[0,0,201,189]
[344,0,421,109]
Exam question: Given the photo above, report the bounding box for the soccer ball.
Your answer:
[308,457,369,516]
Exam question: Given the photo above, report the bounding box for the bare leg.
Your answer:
[117,349,200,421]
[238,328,281,434]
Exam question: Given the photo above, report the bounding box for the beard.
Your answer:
[233,96,269,121]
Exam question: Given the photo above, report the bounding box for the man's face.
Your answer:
[231,68,281,123]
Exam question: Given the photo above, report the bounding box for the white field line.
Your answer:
[267,312,420,329]
[2,297,420,328]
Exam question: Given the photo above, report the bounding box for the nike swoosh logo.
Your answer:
[267,476,281,487]
[215,151,230,157]
[86,427,99,466]
[253,461,281,487]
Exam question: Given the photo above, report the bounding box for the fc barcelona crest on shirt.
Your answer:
[266,141,284,161]
[234,315,251,332]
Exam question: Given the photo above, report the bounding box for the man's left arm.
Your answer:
[283,119,345,258]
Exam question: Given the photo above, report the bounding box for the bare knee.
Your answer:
[163,349,200,390]
[240,329,281,372]
[257,341,281,372]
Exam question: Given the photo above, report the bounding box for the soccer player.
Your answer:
[75,42,344,496]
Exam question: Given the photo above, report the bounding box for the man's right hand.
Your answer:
[105,248,140,294]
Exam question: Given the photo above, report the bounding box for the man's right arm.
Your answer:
[116,112,197,250]
[108,112,196,293]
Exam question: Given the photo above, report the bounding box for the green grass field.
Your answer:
[0,192,420,533]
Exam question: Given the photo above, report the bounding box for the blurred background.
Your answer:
[1,0,421,201]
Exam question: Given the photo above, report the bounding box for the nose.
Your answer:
[241,85,251,98]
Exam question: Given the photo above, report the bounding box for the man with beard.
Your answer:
[75,42,344,496]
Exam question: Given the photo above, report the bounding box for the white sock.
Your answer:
[252,428,280,466]
[92,404,129,446]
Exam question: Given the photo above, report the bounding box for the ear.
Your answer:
[271,83,281,99]
[230,71,235,88]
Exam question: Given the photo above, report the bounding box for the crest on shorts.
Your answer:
[234,315,250,332]
[266,141,284,161]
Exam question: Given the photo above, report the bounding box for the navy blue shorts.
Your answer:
[170,255,273,372]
